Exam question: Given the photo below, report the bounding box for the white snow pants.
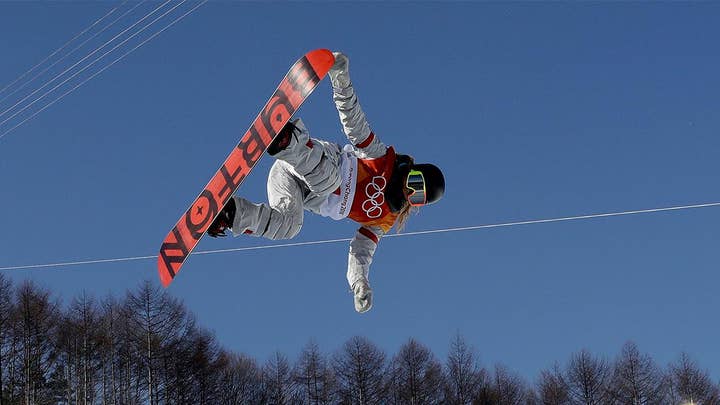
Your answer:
[230,119,342,240]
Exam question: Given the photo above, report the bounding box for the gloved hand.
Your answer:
[352,279,373,313]
[329,51,351,90]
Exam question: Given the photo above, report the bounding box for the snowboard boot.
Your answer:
[270,118,341,196]
[352,279,373,313]
[268,119,324,177]
[268,120,297,156]
[207,198,237,237]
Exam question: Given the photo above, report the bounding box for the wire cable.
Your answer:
[0,0,147,106]
[0,0,128,97]
[0,0,177,124]
[0,0,208,140]
[1,201,717,271]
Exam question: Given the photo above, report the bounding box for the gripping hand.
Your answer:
[329,52,351,90]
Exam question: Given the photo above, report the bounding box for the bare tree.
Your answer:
[537,364,570,405]
[54,312,77,404]
[158,318,198,404]
[5,308,22,404]
[70,292,100,405]
[96,295,121,405]
[387,338,443,405]
[0,275,13,405]
[150,318,219,405]
[262,351,298,405]
[565,349,610,405]
[294,340,336,405]
[472,364,527,405]
[125,280,191,405]
[114,302,142,405]
[51,292,103,405]
[608,341,664,405]
[218,353,263,404]
[443,333,486,405]
[666,353,720,405]
[173,324,224,404]
[4,276,720,405]
[525,387,541,405]
[13,281,60,405]
[491,364,528,405]
[333,336,387,405]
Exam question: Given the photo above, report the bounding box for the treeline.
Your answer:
[0,275,717,405]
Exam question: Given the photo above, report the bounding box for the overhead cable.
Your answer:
[0,0,177,125]
[1,201,717,271]
[0,0,208,140]
[0,0,128,96]
[0,0,147,106]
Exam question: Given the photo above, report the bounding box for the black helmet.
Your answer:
[407,163,445,206]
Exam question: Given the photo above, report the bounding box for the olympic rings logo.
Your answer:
[361,176,386,219]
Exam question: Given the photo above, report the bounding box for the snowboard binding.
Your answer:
[267,120,298,155]
[207,198,237,237]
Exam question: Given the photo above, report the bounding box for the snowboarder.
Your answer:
[207,52,445,313]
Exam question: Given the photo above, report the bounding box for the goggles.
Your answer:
[406,169,427,206]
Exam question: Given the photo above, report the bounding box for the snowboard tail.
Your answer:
[158,49,335,287]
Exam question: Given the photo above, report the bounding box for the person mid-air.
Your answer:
[208,52,445,313]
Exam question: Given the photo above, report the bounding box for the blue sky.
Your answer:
[1,2,719,381]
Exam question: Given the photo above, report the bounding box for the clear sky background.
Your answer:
[1,2,718,381]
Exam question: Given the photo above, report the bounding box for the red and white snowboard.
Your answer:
[158,49,335,287]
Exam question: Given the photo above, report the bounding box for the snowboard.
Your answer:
[158,49,335,287]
